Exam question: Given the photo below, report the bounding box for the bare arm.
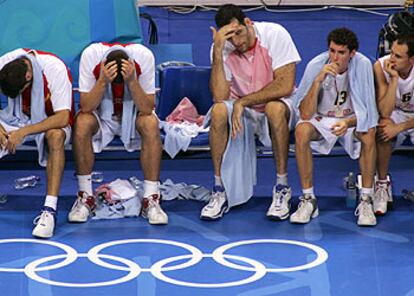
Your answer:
[80,60,118,113]
[374,60,398,118]
[209,24,238,103]
[238,63,296,107]
[18,109,70,135]
[6,109,70,153]
[210,46,231,102]
[122,59,154,115]
[299,63,339,120]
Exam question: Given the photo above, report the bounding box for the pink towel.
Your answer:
[166,97,205,126]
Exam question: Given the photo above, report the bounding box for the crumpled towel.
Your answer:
[166,97,205,126]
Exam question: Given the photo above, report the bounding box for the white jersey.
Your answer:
[317,71,354,118]
[210,21,301,112]
[379,55,414,112]
[78,42,155,95]
[0,48,72,113]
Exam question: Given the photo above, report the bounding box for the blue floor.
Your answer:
[0,153,414,296]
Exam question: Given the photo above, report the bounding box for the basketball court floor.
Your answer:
[0,152,413,296]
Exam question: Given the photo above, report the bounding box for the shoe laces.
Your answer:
[147,195,164,214]
[207,191,224,209]
[375,183,389,203]
[273,189,287,208]
[355,199,373,217]
[33,210,53,226]
[295,195,313,215]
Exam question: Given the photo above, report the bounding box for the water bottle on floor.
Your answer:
[14,175,41,190]
[402,189,414,202]
[0,193,7,204]
[91,171,104,183]
[346,172,357,208]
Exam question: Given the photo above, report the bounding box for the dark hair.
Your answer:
[327,28,359,52]
[0,58,29,98]
[215,4,246,28]
[105,50,129,84]
[395,33,414,57]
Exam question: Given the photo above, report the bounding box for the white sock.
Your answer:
[214,175,223,187]
[276,174,288,186]
[44,195,58,211]
[77,174,93,196]
[144,180,159,197]
[361,187,374,196]
[303,187,314,197]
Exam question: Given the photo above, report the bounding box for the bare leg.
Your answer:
[209,103,229,177]
[136,113,162,181]
[295,122,320,190]
[45,129,66,196]
[265,101,290,176]
[376,139,393,180]
[355,128,376,189]
[72,112,99,176]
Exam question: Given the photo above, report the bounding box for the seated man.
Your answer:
[200,4,301,220]
[69,42,167,225]
[0,48,74,238]
[293,28,378,226]
[373,33,414,215]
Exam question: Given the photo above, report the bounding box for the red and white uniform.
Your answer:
[217,22,301,113]
[0,48,73,122]
[78,42,155,152]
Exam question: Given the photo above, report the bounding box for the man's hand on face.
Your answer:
[121,59,137,84]
[315,63,339,84]
[99,60,118,84]
[383,59,399,79]
[210,23,238,52]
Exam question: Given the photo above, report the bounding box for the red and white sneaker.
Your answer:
[68,191,96,223]
[373,181,392,215]
[141,194,168,225]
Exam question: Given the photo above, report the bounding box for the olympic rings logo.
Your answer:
[0,238,328,288]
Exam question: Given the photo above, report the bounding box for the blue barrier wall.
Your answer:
[140,6,400,82]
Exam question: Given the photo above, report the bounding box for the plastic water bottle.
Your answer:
[322,74,335,90]
[402,189,414,202]
[346,172,357,208]
[128,176,141,190]
[14,175,41,190]
[91,171,104,183]
[0,194,7,204]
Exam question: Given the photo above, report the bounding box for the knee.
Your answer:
[295,123,313,146]
[136,113,159,138]
[265,101,289,123]
[74,112,97,137]
[359,128,376,148]
[210,102,228,128]
[45,129,65,151]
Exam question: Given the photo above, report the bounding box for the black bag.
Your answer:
[377,11,414,58]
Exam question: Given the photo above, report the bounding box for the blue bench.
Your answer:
[156,66,213,148]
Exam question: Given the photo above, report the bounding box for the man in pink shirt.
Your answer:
[200,4,301,220]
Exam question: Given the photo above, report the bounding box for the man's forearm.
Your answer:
[299,80,321,120]
[210,48,230,102]
[79,79,106,112]
[19,110,70,136]
[399,117,414,132]
[239,63,296,107]
[128,79,154,115]
[378,78,398,118]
